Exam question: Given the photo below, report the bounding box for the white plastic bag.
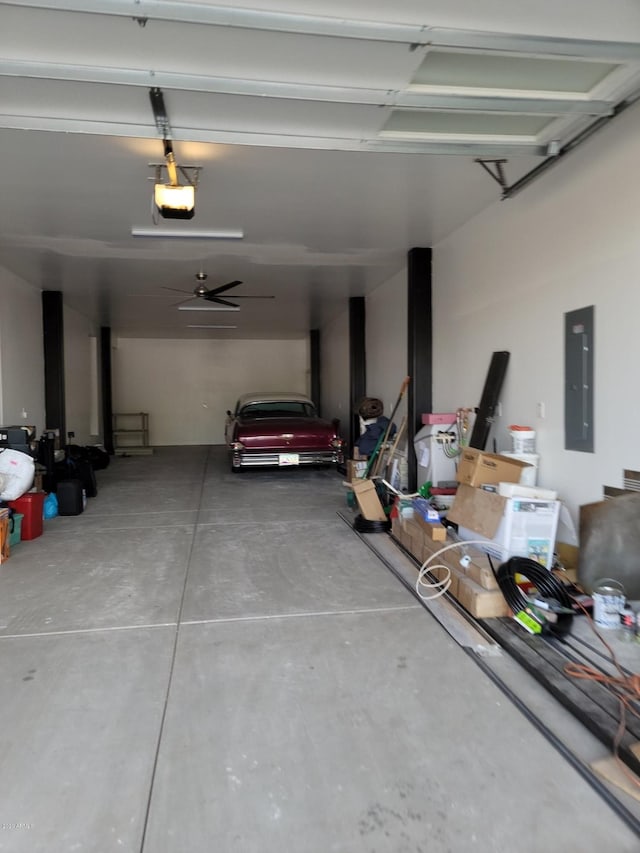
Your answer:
[0,449,35,500]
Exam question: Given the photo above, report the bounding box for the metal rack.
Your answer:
[112,412,152,455]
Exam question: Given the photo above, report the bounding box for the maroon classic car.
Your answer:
[224,392,344,472]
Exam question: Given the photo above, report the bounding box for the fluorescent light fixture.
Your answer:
[187,324,237,329]
[154,183,195,219]
[131,227,244,239]
[178,304,240,312]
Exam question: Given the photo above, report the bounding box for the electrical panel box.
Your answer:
[564,305,594,452]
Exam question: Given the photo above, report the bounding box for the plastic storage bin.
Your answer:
[9,512,23,547]
[8,491,45,540]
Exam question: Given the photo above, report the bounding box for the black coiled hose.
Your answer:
[496,556,574,637]
[353,514,391,533]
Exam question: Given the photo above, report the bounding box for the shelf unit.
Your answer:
[112,412,153,455]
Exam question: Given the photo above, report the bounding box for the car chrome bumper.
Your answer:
[232,450,343,468]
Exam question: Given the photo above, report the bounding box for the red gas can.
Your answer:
[8,491,45,540]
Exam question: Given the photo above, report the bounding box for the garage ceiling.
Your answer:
[1,0,639,339]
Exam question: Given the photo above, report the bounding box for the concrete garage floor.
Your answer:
[0,445,639,852]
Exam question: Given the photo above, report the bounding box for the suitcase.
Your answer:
[57,479,84,516]
[55,456,97,498]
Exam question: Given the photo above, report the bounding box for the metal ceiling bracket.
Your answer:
[150,163,202,188]
[475,158,508,191]
[149,86,171,138]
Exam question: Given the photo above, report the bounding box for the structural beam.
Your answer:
[407,248,432,492]
[349,297,366,458]
[0,60,615,117]
[41,290,66,441]
[5,2,640,58]
[309,329,321,416]
[100,327,114,455]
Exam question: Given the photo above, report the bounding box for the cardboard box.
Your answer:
[464,556,500,591]
[347,459,368,482]
[391,517,413,552]
[402,518,427,562]
[414,515,447,541]
[449,484,560,570]
[448,485,506,538]
[393,495,414,520]
[456,448,532,488]
[352,479,387,521]
[456,575,510,618]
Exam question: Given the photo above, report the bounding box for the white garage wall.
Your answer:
[365,269,408,423]
[0,269,45,431]
[64,305,99,445]
[112,337,309,445]
[320,103,640,529]
[433,101,640,521]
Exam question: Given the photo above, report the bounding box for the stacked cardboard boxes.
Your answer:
[391,515,510,618]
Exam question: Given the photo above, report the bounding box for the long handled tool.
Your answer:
[362,429,387,479]
[371,376,410,477]
[383,415,407,481]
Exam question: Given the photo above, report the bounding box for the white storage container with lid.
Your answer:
[509,425,536,454]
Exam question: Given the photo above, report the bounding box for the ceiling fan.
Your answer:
[163,273,275,308]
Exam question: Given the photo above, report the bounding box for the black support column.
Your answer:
[41,290,66,440]
[309,328,321,415]
[349,296,366,455]
[100,327,114,455]
[407,248,433,491]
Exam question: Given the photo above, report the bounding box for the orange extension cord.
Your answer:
[564,601,640,788]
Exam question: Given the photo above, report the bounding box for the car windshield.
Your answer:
[240,401,316,418]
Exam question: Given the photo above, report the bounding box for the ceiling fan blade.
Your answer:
[207,280,243,296]
[226,295,275,299]
[161,286,193,295]
[205,295,240,308]
[170,297,197,307]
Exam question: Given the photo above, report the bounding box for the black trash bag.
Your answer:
[355,416,396,457]
[68,444,110,471]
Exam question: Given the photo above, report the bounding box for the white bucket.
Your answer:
[509,427,536,454]
[501,451,539,487]
[592,578,626,629]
